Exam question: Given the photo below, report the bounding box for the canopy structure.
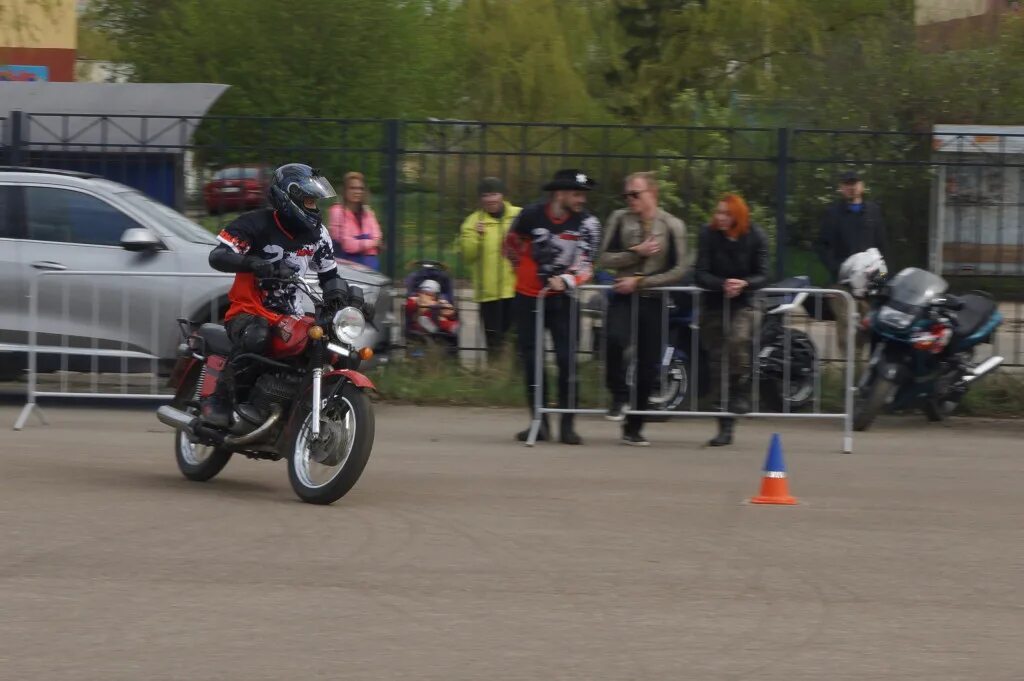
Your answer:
[1,82,229,208]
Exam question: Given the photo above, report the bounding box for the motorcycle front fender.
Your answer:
[277,370,374,455]
[324,369,375,391]
[871,342,908,384]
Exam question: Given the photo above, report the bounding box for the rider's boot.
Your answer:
[200,369,234,429]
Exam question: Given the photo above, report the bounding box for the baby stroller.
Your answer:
[403,260,460,358]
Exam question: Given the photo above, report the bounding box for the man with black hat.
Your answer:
[503,169,602,444]
[815,170,888,359]
[458,177,521,360]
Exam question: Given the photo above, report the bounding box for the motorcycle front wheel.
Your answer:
[287,382,375,505]
[853,375,896,432]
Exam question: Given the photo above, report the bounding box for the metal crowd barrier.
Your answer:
[524,284,859,452]
[12,270,235,431]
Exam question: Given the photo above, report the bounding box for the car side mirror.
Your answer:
[120,227,163,253]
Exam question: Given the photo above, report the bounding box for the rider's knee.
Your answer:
[240,318,271,355]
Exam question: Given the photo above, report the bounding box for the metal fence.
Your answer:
[9,269,381,430]
[4,111,1024,364]
[524,285,858,453]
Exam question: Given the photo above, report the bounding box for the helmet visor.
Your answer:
[289,173,337,202]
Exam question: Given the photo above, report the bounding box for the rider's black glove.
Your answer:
[323,283,350,307]
[247,257,297,281]
[347,286,375,322]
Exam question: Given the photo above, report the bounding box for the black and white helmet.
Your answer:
[268,163,337,239]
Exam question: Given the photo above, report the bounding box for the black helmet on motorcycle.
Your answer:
[268,163,337,240]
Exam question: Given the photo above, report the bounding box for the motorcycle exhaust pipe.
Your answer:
[158,404,282,447]
[157,405,197,432]
[964,355,1004,384]
[224,404,282,447]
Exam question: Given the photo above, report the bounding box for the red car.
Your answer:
[203,164,272,214]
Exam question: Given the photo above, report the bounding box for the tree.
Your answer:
[87,0,465,120]
[461,0,607,122]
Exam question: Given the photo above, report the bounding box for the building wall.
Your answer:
[914,0,1019,52]
[0,0,77,82]
[916,0,991,25]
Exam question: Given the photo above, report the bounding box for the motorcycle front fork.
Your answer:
[856,344,884,392]
[310,367,323,438]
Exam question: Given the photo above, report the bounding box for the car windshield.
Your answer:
[118,191,217,245]
[886,267,948,309]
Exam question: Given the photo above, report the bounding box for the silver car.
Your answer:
[0,167,393,379]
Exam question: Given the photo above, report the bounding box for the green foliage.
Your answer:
[462,0,608,122]
[653,90,777,253]
[370,349,606,408]
[88,0,464,121]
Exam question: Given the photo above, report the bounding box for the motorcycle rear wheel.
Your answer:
[761,375,816,413]
[288,383,375,505]
[172,371,233,482]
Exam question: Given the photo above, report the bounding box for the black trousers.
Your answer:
[605,296,664,434]
[515,293,577,413]
[479,297,514,357]
[218,313,271,399]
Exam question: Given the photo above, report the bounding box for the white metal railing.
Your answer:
[524,284,858,452]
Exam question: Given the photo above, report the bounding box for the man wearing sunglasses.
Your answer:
[598,172,688,446]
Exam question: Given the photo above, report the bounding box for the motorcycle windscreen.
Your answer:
[886,268,948,308]
[877,268,949,331]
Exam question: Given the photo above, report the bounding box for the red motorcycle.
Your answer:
[157,277,376,505]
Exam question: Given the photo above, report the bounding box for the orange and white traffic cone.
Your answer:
[749,433,798,505]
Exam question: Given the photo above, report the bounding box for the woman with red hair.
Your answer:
[695,193,769,446]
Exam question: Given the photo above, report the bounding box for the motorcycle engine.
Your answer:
[249,372,301,417]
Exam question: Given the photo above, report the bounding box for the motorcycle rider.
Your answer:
[201,163,366,428]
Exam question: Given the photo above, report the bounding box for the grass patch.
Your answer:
[369,348,606,408]
[958,372,1024,418]
[369,355,1024,420]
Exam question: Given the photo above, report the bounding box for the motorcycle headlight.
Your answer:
[877,306,914,330]
[332,307,366,343]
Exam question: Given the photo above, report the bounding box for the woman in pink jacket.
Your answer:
[328,171,382,271]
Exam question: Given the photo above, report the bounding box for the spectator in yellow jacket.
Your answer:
[458,177,521,359]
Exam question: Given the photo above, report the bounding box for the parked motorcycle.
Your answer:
[643,276,818,412]
[586,272,819,413]
[852,266,1004,431]
[157,276,376,505]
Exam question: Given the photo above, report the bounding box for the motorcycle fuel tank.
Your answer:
[270,315,315,358]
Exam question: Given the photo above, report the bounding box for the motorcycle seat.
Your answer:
[952,294,997,342]
[198,323,233,356]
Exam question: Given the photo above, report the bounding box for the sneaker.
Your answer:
[622,432,650,447]
[605,403,626,421]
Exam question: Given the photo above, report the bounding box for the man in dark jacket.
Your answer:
[815,170,887,358]
[695,194,769,447]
